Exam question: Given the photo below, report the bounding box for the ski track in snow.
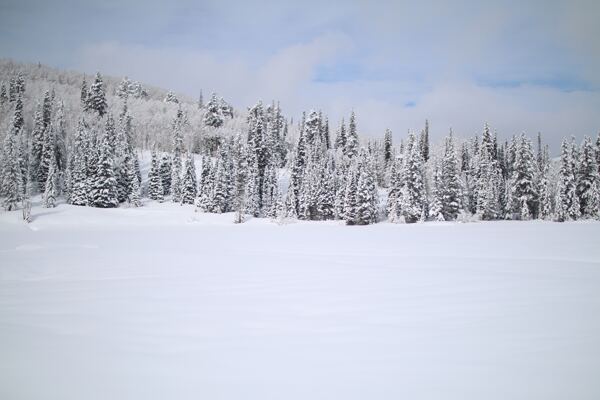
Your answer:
[1,201,600,400]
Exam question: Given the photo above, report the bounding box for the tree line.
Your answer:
[1,70,599,224]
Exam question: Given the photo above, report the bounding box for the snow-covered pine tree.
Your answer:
[160,154,172,195]
[86,72,107,117]
[354,150,378,225]
[317,157,336,220]
[555,139,579,221]
[345,112,358,159]
[38,123,57,192]
[170,108,186,201]
[148,150,164,202]
[419,119,430,162]
[80,76,88,108]
[400,132,425,223]
[383,129,393,166]
[537,144,552,219]
[69,120,89,206]
[43,156,58,208]
[576,136,600,218]
[441,131,461,220]
[203,93,224,128]
[334,118,347,151]
[1,117,23,210]
[508,133,538,220]
[343,164,359,225]
[180,154,198,205]
[430,162,445,221]
[90,126,118,208]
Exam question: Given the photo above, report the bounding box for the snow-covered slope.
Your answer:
[1,203,600,400]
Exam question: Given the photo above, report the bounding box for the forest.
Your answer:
[1,59,599,224]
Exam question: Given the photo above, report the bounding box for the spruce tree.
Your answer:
[419,120,430,162]
[90,128,118,208]
[69,120,90,206]
[1,118,23,210]
[509,133,538,219]
[400,132,425,223]
[148,150,164,202]
[160,155,172,195]
[577,136,600,218]
[441,132,461,220]
[555,139,579,221]
[87,72,107,117]
[203,93,224,128]
[345,112,358,159]
[43,157,58,208]
[180,154,198,205]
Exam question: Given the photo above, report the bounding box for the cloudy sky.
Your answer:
[1,0,599,150]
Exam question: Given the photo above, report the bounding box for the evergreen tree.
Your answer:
[69,120,90,206]
[148,150,164,202]
[345,112,358,159]
[508,133,538,219]
[1,117,23,210]
[38,123,57,192]
[555,139,579,221]
[90,127,118,208]
[441,132,461,220]
[80,76,88,108]
[354,151,378,225]
[577,136,600,218]
[419,120,430,162]
[160,155,172,195]
[180,154,198,205]
[343,164,359,224]
[86,72,107,117]
[399,132,425,223]
[43,157,58,208]
[203,93,224,128]
[430,162,445,221]
[334,119,347,151]
[383,129,393,165]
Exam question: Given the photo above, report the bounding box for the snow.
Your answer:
[1,202,600,400]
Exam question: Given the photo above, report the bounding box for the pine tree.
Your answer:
[180,154,198,205]
[43,157,58,208]
[430,163,445,221]
[148,150,164,202]
[383,129,393,165]
[577,136,600,218]
[86,72,107,117]
[160,155,172,195]
[1,118,23,210]
[38,123,57,192]
[555,139,579,221]
[354,151,378,224]
[90,127,118,208]
[343,165,359,225]
[345,112,358,159]
[69,120,90,206]
[203,93,224,128]
[508,133,538,220]
[80,76,88,108]
[130,173,142,207]
[441,132,461,220]
[419,120,430,162]
[335,119,347,151]
[399,132,425,223]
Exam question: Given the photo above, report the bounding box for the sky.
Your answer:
[1,0,599,150]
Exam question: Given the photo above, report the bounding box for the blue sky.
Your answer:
[1,0,599,150]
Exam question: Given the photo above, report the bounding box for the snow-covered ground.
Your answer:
[1,201,600,400]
